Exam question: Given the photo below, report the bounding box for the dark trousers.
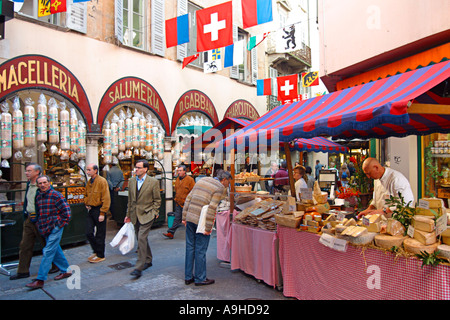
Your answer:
[134,218,154,271]
[167,203,183,235]
[86,206,107,258]
[17,217,46,273]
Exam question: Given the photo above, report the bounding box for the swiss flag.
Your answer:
[196,2,233,52]
[277,74,298,102]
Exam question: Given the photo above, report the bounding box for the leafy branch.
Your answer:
[385,192,416,231]
[415,250,446,268]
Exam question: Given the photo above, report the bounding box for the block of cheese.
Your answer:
[416,207,442,217]
[374,234,407,250]
[347,232,377,245]
[403,238,439,255]
[367,221,382,233]
[367,214,382,224]
[412,215,435,233]
[344,218,356,227]
[349,226,368,237]
[420,198,443,209]
[413,229,436,245]
[441,228,450,246]
[335,224,347,235]
[340,225,356,236]
[386,218,405,236]
[437,244,450,261]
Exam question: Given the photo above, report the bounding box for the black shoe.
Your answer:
[185,278,194,285]
[143,262,152,270]
[49,264,59,274]
[195,278,215,286]
[130,269,142,278]
[10,272,30,280]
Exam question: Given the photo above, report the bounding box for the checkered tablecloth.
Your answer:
[231,223,281,287]
[278,226,450,300]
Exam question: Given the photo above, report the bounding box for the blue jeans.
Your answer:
[185,221,210,283]
[167,203,183,235]
[37,226,69,281]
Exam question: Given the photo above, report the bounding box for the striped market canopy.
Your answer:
[290,136,348,153]
[220,60,450,149]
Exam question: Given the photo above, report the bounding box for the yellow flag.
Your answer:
[38,0,51,17]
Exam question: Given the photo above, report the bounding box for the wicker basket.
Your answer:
[236,185,252,193]
[246,176,260,182]
[275,214,302,228]
[234,177,246,184]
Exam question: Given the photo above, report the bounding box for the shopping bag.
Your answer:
[196,205,209,234]
[110,222,136,255]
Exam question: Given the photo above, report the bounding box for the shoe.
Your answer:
[26,280,44,289]
[10,272,30,280]
[185,278,194,285]
[143,262,152,270]
[89,256,105,263]
[195,278,215,286]
[130,269,142,278]
[54,272,72,281]
[88,253,97,261]
[163,232,174,239]
[49,264,59,274]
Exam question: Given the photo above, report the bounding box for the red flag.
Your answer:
[51,0,66,14]
[196,2,233,52]
[182,54,199,69]
[277,74,298,102]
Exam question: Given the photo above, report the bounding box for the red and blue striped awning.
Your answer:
[290,137,348,153]
[221,60,450,149]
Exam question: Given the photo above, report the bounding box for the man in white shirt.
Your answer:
[357,157,415,219]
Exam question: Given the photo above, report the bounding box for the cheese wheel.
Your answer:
[347,232,377,245]
[403,238,439,255]
[24,105,36,148]
[374,234,407,250]
[437,244,450,261]
[1,112,12,159]
[413,229,436,246]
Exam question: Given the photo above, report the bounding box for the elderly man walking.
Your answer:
[26,175,72,290]
[182,170,231,286]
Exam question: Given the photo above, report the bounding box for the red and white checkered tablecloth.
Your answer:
[278,226,450,300]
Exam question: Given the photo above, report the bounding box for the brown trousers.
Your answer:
[17,217,45,274]
[134,218,154,271]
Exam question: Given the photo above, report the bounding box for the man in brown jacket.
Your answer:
[182,170,230,286]
[163,165,195,239]
[124,160,161,278]
[84,164,111,263]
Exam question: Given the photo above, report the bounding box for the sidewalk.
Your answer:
[0,219,289,301]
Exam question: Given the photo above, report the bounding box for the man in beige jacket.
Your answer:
[124,160,161,278]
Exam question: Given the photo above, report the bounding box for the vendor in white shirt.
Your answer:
[293,165,308,201]
[357,157,415,219]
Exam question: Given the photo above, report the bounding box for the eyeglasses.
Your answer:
[135,166,145,169]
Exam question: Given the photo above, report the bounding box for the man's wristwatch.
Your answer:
[382,207,387,214]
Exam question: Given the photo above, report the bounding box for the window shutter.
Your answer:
[114,0,123,44]
[66,0,87,34]
[251,47,257,85]
[230,25,239,79]
[177,0,188,62]
[151,0,165,57]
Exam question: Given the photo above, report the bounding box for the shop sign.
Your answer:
[224,99,260,121]
[97,77,170,135]
[0,54,92,128]
[172,90,218,134]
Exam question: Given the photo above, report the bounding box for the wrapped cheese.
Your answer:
[131,110,141,148]
[110,113,119,155]
[36,94,48,143]
[69,108,79,152]
[0,101,12,160]
[59,101,70,150]
[118,110,126,152]
[103,120,112,164]
[48,98,59,144]
[12,96,24,150]
[125,109,132,149]
[144,115,153,152]
[386,218,405,236]
[139,114,146,149]
[78,120,86,159]
[23,97,36,148]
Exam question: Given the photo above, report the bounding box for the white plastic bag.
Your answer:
[110,222,136,255]
[196,205,209,234]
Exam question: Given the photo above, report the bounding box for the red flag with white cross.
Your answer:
[196,2,233,52]
[277,74,298,102]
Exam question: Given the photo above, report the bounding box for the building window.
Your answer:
[186,1,202,68]
[123,0,146,50]
[15,0,62,26]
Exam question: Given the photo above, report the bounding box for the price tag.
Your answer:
[319,233,348,252]
[407,225,415,238]
[337,212,345,221]
[362,216,370,226]
[435,214,447,235]
[333,237,348,252]
[300,188,313,200]
[418,199,429,210]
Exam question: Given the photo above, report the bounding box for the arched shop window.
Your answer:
[0,90,87,185]
[101,102,166,179]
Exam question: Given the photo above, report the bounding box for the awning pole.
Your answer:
[284,142,296,198]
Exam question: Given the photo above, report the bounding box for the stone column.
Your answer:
[85,133,103,168]
[163,137,175,216]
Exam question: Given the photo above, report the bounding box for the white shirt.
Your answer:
[370,167,415,209]
[294,178,308,201]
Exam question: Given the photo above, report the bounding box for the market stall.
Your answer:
[218,60,450,299]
